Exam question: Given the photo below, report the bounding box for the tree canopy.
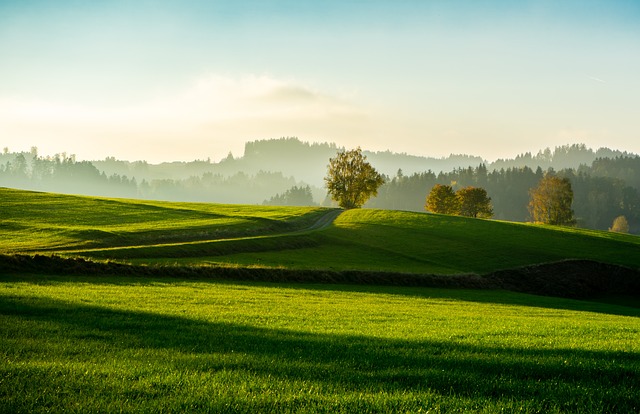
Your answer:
[609,215,629,233]
[457,186,493,218]
[528,175,575,225]
[325,148,385,209]
[263,185,316,206]
[425,184,493,218]
[425,184,459,214]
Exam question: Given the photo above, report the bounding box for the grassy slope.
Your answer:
[2,189,640,412]
[2,187,640,275]
[155,209,640,274]
[1,275,639,413]
[0,187,328,252]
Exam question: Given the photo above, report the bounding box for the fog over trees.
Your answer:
[1,139,639,233]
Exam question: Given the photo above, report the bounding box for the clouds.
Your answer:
[0,74,371,161]
[2,1,640,163]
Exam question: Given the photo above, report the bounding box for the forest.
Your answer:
[1,139,639,233]
[367,162,640,232]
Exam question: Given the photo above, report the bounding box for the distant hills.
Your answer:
[90,138,633,187]
[86,138,487,188]
[1,138,639,232]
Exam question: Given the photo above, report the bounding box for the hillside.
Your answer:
[3,188,640,277]
[3,141,640,233]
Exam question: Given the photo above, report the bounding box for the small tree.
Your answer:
[425,184,459,214]
[457,186,493,218]
[528,175,575,225]
[609,215,629,233]
[325,147,385,209]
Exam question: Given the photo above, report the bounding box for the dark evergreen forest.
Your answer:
[367,161,640,232]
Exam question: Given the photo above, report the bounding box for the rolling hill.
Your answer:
[2,187,640,412]
[2,187,640,279]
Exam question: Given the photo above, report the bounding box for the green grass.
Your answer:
[145,209,640,274]
[0,187,328,252]
[1,274,639,413]
[3,188,640,275]
[2,189,640,412]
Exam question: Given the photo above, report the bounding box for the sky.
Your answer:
[1,0,639,163]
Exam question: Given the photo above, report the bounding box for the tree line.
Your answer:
[0,150,307,204]
[366,156,640,232]
[2,145,639,233]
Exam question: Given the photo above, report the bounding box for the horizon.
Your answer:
[2,138,634,165]
[2,1,639,163]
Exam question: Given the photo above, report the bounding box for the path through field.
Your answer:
[60,208,343,257]
[300,208,342,231]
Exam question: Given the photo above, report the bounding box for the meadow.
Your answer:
[0,187,328,253]
[1,188,640,412]
[1,274,639,413]
[2,188,640,275]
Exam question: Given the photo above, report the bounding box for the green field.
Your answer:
[1,275,639,413]
[1,188,640,412]
[0,187,328,252]
[2,188,640,274]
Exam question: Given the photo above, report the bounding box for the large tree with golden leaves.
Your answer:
[528,175,575,225]
[425,184,459,215]
[325,148,385,209]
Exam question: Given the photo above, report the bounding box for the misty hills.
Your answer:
[2,138,640,233]
[88,138,485,188]
[91,138,629,187]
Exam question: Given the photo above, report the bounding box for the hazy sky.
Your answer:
[1,0,639,162]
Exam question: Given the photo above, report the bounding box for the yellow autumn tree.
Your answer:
[528,175,575,225]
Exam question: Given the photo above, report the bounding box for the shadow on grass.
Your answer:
[1,294,639,412]
[251,282,640,318]
[4,272,639,319]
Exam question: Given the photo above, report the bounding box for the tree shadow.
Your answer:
[2,294,639,412]
[263,282,640,318]
[4,272,639,318]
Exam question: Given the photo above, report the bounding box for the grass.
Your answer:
[3,188,640,275]
[0,187,329,252]
[1,274,639,413]
[144,209,640,274]
[2,188,640,412]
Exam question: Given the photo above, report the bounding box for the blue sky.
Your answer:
[1,0,639,162]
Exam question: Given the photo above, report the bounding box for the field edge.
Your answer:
[2,253,639,301]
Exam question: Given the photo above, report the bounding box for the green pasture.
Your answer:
[0,187,327,252]
[2,188,640,412]
[1,274,639,413]
[2,188,640,275]
[129,208,640,275]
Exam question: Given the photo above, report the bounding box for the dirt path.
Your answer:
[303,209,342,232]
[57,209,343,255]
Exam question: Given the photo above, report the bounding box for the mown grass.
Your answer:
[1,274,639,413]
[155,209,640,274]
[3,188,640,275]
[0,188,328,252]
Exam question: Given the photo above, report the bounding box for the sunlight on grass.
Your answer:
[1,275,639,413]
[1,188,328,253]
[3,187,640,275]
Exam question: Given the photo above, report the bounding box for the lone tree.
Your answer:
[528,175,576,225]
[457,186,493,218]
[609,215,629,233]
[325,147,385,209]
[425,184,459,214]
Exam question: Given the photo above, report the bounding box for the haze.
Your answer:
[1,0,639,163]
